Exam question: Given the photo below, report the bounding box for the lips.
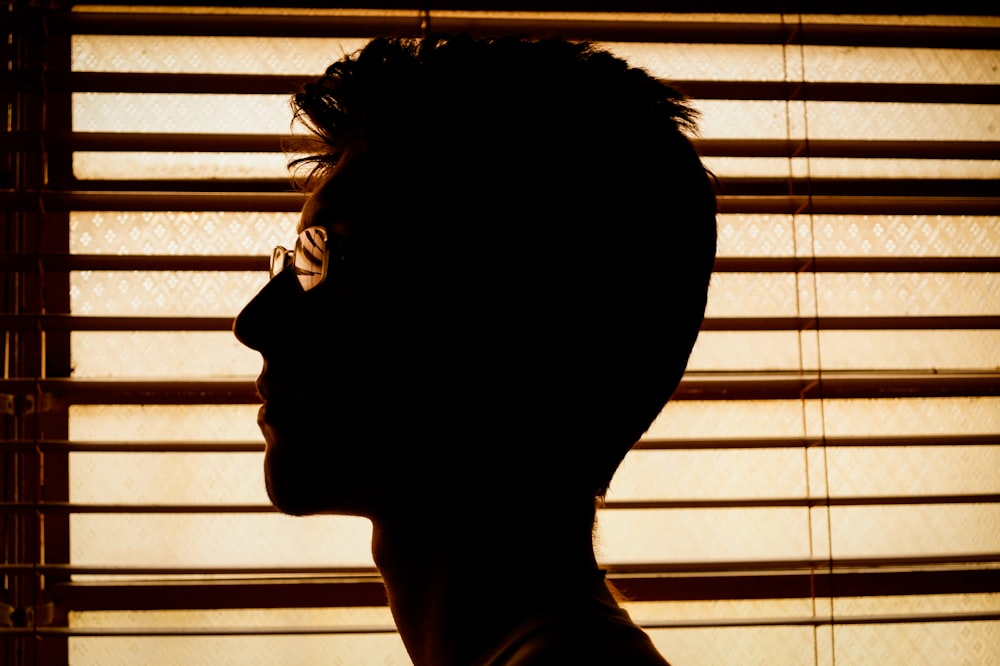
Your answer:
[254,375,300,433]
[254,377,272,402]
[253,370,344,437]
[255,371,299,407]
[256,397,299,431]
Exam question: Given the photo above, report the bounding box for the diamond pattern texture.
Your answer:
[70,405,262,441]
[609,449,809,501]
[802,45,1000,84]
[718,215,1000,258]
[689,330,1000,372]
[68,634,409,666]
[698,101,1000,141]
[70,514,375,569]
[830,622,1000,666]
[74,93,292,134]
[72,37,1000,87]
[70,452,266,504]
[74,151,289,180]
[646,621,1000,666]
[72,35,369,75]
[70,271,265,317]
[59,22,1000,666]
[72,332,259,378]
[596,507,814,563]
[71,211,299,256]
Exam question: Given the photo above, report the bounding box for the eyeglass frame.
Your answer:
[269,226,335,292]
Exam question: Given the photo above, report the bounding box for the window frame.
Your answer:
[3,4,999,665]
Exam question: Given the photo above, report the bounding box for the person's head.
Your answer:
[234,34,716,521]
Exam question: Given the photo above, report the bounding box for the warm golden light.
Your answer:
[59,16,1000,666]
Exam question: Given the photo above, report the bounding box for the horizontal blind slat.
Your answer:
[13,12,1000,48]
[13,133,1000,160]
[6,493,997,512]
[5,553,999,574]
[4,192,998,214]
[30,566,1000,611]
[3,315,999,332]
[2,372,997,403]
[700,316,1000,331]
[10,71,1000,103]
[2,433,996,453]
[50,178,1000,198]
[6,254,998,272]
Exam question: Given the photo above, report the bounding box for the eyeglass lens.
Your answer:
[293,227,328,291]
[269,226,329,291]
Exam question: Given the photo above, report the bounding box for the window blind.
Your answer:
[2,5,999,665]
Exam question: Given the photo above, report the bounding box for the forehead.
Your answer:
[298,172,353,237]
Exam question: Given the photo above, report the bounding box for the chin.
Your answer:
[265,475,318,516]
[262,436,377,518]
[263,443,329,515]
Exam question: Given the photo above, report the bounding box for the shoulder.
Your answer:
[500,611,671,666]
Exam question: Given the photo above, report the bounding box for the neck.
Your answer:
[371,502,605,666]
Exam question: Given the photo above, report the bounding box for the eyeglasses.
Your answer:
[270,226,331,292]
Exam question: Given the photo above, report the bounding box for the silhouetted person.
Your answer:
[234,34,716,666]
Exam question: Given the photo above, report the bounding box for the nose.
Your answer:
[233,269,296,352]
